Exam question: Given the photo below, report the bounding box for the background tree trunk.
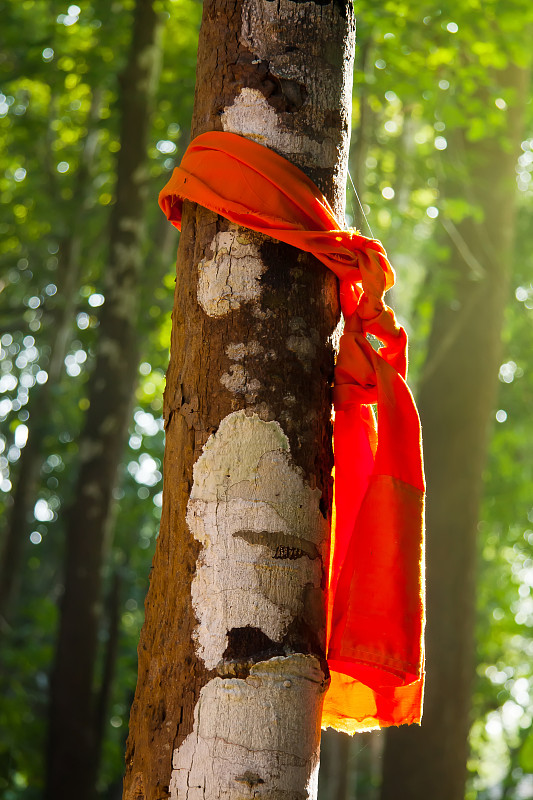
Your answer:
[380,65,530,800]
[0,91,102,627]
[45,3,160,798]
[123,1,355,798]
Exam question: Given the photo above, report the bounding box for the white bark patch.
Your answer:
[169,655,325,800]
[222,343,264,402]
[197,225,264,317]
[239,0,355,220]
[186,411,326,670]
[329,313,344,355]
[222,88,336,168]
[226,340,264,360]
[220,364,261,401]
[286,336,316,372]
[247,400,277,423]
[286,319,319,372]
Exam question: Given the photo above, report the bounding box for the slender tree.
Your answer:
[45,2,161,797]
[123,1,355,798]
[0,91,102,626]
[380,64,530,800]
[318,730,352,800]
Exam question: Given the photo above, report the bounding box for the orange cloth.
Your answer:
[159,131,425,732]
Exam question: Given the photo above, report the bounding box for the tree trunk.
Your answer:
[380,65,530,800]
[123,2,355,798]
[318,730,352,800]
[45,3,160,798]
[0,91,102,627]
[319,730,381,800]
[94,571,123,782]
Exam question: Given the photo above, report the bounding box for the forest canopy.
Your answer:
[0,1,532,798]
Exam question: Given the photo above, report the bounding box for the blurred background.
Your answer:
[0,1,531,798]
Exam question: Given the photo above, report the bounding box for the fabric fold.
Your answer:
[159,130,425,732]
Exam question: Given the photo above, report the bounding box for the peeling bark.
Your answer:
[170,655,325,800]
[124,1,355,798]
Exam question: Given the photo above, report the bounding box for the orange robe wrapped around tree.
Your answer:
[159,131,425,733]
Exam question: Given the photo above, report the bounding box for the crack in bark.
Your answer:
[233,529,320,560]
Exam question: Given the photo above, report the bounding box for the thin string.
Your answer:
[347,167,374,239]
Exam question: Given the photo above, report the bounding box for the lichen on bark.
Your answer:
[123,2,355,798]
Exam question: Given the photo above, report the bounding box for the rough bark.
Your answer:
[45,3,160,799]
[380,66,530,800]
[123,2,355,798]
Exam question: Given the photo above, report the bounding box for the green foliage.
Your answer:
[467,200,533,798]
[347,2,533,797]
[0,0,532,797]
[0,0,201,794]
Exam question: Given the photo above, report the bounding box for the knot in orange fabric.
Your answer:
[159,131,426,733]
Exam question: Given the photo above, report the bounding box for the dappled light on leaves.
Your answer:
[0,0,532,796]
